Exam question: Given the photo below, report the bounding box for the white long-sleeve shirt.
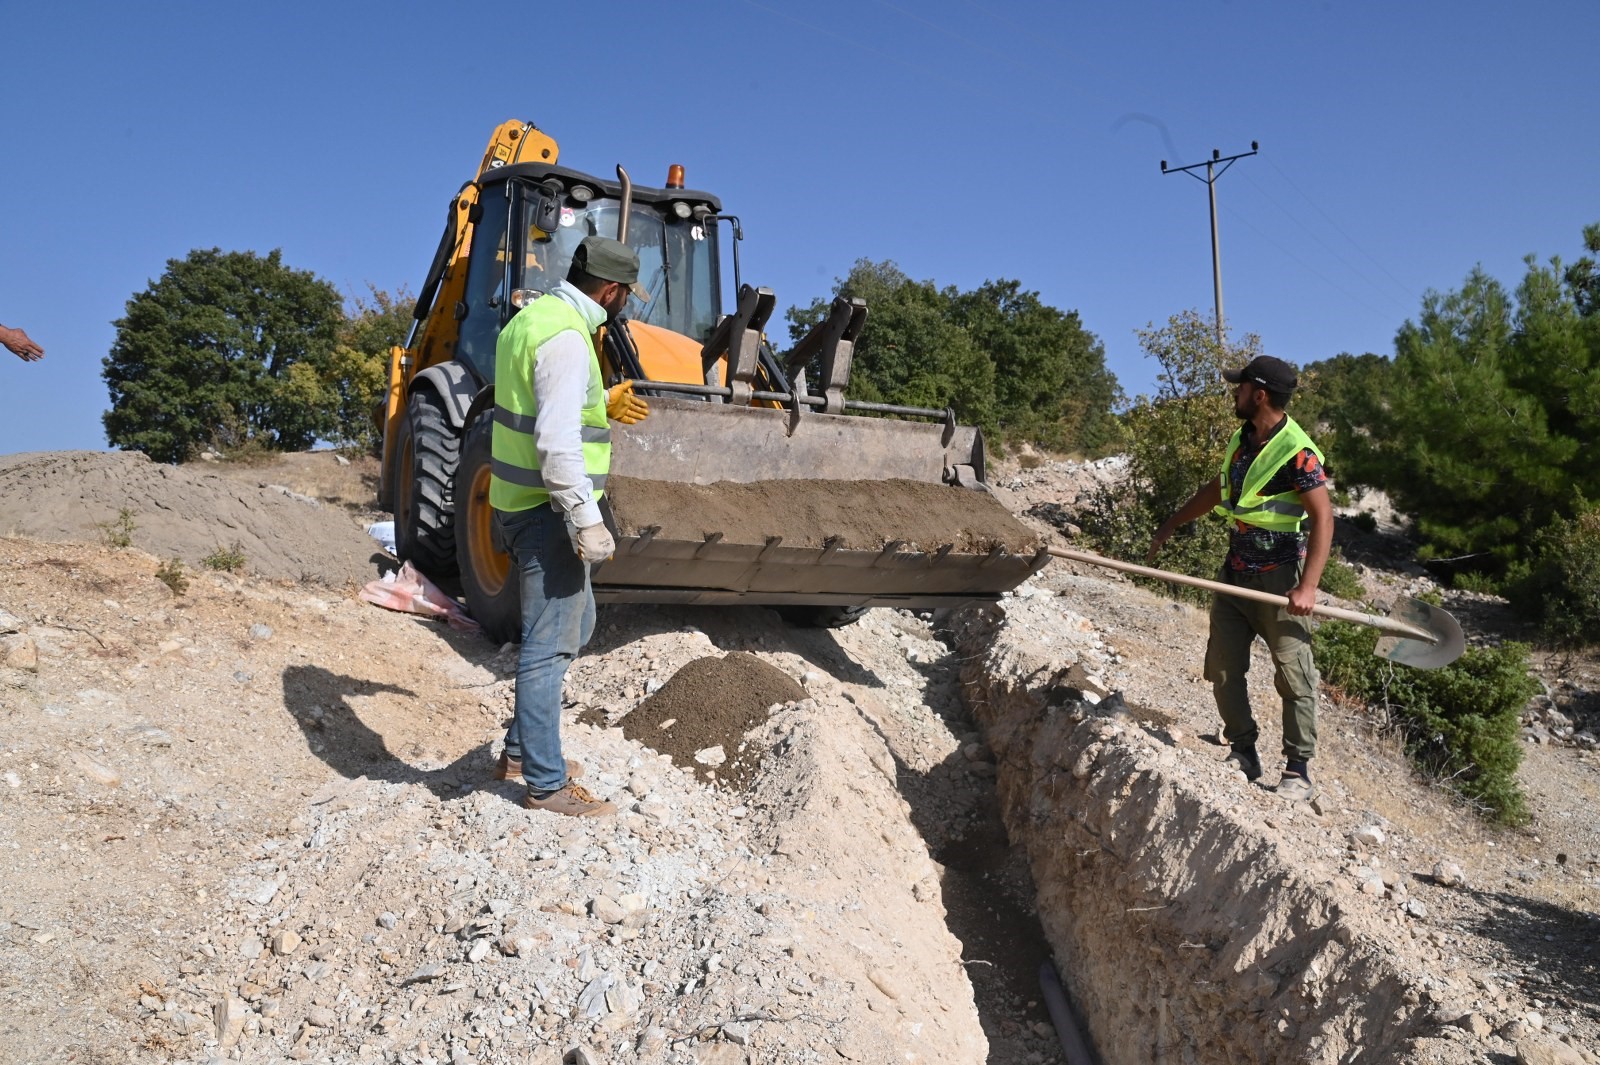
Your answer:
[530,280,609,530]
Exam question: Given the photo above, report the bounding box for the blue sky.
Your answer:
[2,1,1595,455]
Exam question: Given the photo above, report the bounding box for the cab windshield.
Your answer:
[516,196,719,342]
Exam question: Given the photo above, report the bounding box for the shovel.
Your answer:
[1045,546,1465,670]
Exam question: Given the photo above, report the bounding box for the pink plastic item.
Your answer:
[359,561,481,633]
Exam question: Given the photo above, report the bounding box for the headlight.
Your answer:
[569,185,594,203]
[671,201,692,220]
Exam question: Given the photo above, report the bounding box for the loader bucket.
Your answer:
[594,396,1047,609]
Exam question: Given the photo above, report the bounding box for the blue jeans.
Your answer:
[496,504,595,792]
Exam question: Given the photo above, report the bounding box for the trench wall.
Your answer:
[951,603,1473,1065]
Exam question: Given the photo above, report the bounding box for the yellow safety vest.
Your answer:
[1213,416,1324,532]
[489,295,611,513]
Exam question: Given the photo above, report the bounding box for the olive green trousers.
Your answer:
[1204,562,1319,762]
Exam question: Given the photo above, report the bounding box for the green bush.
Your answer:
[96,507,137,549]
[1452,570,1503,596]
[1348,511,1378,534]
[1507,503,1600,649]
[1318,552,1365,600]
[1315,622,1536,824]
[202,542,247,573]
[1077,479,1231,605]
[155,558,189,596]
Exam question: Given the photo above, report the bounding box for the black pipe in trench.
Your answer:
[1039,959,1097,1065]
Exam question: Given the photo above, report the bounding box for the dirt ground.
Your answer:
[0,448,1595,1064]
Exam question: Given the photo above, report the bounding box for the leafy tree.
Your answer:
[1291,350,1390,489]
[786,260,997,431]
[103,248,343,462]
[1562,221,1600,318]
[948,279,1122,453]
[1508,501,1600,648]
[327,286,413,451]
[1077,310,1258,592]
[1332,227,1600,572]
[784,260,1117,454]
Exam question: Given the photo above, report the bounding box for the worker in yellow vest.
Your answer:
[489,235,651,817]
[1148,355,1332,802]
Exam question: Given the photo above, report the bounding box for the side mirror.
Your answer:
[529,184,561,236]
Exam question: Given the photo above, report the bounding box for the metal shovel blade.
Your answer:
[1373,596,1466,670]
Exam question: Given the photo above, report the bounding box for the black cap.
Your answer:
[1223,355,1298,392]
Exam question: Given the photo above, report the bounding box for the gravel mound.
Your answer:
[620,652,808,788]
[0,450,381,586]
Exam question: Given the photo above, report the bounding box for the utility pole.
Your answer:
[1161,142,1258,347]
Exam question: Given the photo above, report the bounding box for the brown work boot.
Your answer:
[495,753,583,782]
[522,781,615,818]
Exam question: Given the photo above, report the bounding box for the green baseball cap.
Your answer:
[576,235,650,302]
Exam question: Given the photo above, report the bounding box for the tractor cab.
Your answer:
[451,163,726,389]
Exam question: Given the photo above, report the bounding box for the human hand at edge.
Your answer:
[1,326,43,362]
[1145,526,1173,564]
[1285,583,1317,617]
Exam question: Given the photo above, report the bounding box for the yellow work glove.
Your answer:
[606,381,650,425]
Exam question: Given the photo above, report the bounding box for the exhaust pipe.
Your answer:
[616,165,632,243]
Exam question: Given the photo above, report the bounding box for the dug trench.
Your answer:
[2,450,1597,1064]
[947,558,1600,1065]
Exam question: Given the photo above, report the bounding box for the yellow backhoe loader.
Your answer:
[379,120,1047,642]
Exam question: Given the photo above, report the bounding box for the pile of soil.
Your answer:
[608,475,1040,553]
[0,451,382,586]
[619,651,807,788]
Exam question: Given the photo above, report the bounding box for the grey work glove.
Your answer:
[571,518,616,563]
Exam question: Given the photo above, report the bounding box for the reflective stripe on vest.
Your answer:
[1212,415,1325,532]
[489,295,612,512]
[489,459,609,492]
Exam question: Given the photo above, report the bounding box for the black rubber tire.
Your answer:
[392,388,460,578]
[455,416,522,645]
[778,605,870,629]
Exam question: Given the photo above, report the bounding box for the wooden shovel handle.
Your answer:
[1045,546,1438,645]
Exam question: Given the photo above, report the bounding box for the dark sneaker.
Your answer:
[1224,748,1262,782]
[1276,773,1316,801]
[522,782,615,817]
[495,753,583,782]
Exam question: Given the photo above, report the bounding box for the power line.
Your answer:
[1216,197,1400,325]
[1239,170,1414,314]
[1263,155,1420,304]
